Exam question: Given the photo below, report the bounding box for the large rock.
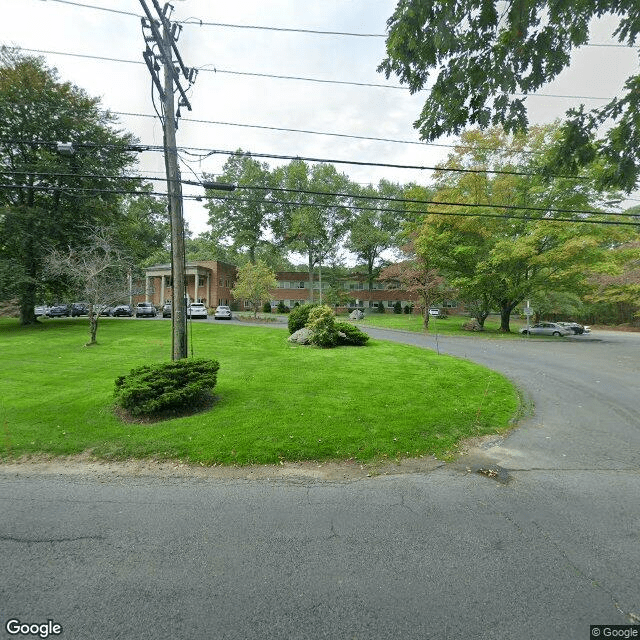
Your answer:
[349,309,365,320]
[462,319,483,332]
[288,327,313,344]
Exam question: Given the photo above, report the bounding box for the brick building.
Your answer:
[140,261,461,313]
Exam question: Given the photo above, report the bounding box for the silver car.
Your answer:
[520,322,572,337]
[214,305,232,320]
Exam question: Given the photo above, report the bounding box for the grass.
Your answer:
[0,317,521,466]
[355,312,530,337]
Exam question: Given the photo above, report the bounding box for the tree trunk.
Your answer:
[499,304,514,332]
[87,309,99,345]
[19,280,38,326]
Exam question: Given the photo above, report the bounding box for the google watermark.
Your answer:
[591,626,639,638]
[5,618,63,638]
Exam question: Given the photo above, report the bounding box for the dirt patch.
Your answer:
[0,451,445,482]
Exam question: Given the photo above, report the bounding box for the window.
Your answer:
[244,300,252,308]
[198,276,205,287]
[298,281,306,289]
[219,278,223,286]
[164,275,171,287]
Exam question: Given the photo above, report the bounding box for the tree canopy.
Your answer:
[414,125,631,331]
[379,0,640,191]
[0,48,140,324]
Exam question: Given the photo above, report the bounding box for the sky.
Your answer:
[1,0,638,237]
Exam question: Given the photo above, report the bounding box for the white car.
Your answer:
[187,303,208,319]
[214,305,232,320]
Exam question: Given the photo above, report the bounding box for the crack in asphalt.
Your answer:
[0,534,105,545]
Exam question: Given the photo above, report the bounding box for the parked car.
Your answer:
[71,302,89,317]
[520,322,572,336]
[214,305,232,320]
[135,302,156,318]
[162,303,172,318]
[96,305,112,316]
[35,305,50,317]
[47,304,71,318]
[556,321,586,335]
[112,304,133,317]
[187,303,208,319]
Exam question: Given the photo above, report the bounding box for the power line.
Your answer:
[35,0,640,48]
[1,183,636,226]
[0,137,590,178]
[13,48,616,99]
[4,169,636,218]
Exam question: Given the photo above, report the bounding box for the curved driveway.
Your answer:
[363,327,640,471]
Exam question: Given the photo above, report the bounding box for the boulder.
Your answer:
[349,309,365,320]
[287,327,313,344]
[462,319,483,332]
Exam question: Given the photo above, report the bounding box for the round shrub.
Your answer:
[307,305,338,347]
[276,300,289,313]
[335,322,370,346]
[263,301,272,313]
[114,358,220,418]
[288,302,317,334]
[377,301,385,313]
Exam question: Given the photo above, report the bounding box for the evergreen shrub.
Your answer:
[263,301,272,313]
[114,358,220,418]
[288,303,318,334]
[377,301,386,313]
[335,322,370,346]
[307,305,338,347]
[276,300,289,313]
[393,301,402,314]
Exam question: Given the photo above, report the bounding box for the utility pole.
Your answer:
[139,0,197,360]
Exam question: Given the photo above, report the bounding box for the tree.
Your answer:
[45,228,133,345]
[274,160,351,300]
[204,151,276,264]
[379,247,445,329]
[231,260,277,317]
[0,48,139,325]
[414,126,629,331]
[346,180,410,291]
[378,0,640,191]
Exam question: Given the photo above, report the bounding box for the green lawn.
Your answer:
[0,317,521,465]
[354,312,529,336]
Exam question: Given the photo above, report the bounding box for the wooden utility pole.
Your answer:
[139,0,197,360]
[162,22,187,360]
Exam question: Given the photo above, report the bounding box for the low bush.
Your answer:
[114,358,220,418]
[263,301,272,313]
[307,305,338,347]
[393,301,402,314]
[276,301,289,313]
[404,304,413,314]
[377,301,385,313]
[288,303,318,334]
[335,322,370,346]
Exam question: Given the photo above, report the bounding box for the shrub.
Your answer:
[288,302,318,334]
[335,322,370,346]
[404,304,413,314]
[307,305,338,347]
[114,358,220,418]
[377,301,385,313]
[263,301,272,313]
[276,300,289,313]
[393,301,402,314]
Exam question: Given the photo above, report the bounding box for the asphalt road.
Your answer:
[1,328,639,640]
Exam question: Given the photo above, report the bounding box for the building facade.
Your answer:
[140,261,461,313]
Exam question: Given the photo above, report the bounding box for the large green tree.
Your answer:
[0,48,139,324]
[346,179,411,291]
[379,0,640,191]
[231,260,277,317]
[415,126,630,331]
[204,152,276,264]
[274,160,351,300]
